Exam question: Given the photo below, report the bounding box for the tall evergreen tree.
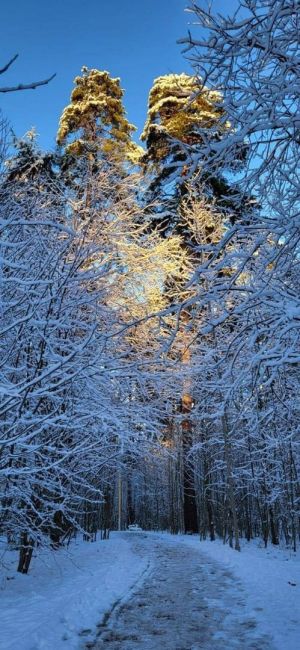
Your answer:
[56,66,144,228]
[140,73,239,239]
[139,74,230,532]
[57,67,142,173]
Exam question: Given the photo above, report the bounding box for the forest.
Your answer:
[0,0,299,584]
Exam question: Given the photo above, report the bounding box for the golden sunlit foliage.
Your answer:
[141,73,227,160]
[181,190,225,250]
[57,67,143,164]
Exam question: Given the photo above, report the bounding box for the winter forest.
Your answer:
[1,1,300,648]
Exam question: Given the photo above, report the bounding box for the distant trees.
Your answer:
[1,17,300,572]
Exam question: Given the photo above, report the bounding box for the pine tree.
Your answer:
[140,73,234,238]
[139,74,228,532]
[57,66,142,167]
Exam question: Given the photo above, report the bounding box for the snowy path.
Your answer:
[85,534,273,650]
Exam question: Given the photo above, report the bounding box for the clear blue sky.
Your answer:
[1,0,233,151]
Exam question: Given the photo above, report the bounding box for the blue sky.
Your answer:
[1,0,233,151]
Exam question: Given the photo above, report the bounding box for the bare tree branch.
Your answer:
[0,73,56,94]
[0,54,19,75]
[0,54,56,93]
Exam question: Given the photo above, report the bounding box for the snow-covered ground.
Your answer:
[155,533,300,650]
[0,533,149,650]
[198,536,300,650]
[0,532,299,650]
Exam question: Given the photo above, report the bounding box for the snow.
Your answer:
[1,532,299,650]
[152,533,300,650]
[93,534,273,649]
[0,533,149,650]
[197,538,300,650]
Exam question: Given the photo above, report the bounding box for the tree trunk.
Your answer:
[222,412,240,551]
[17,532,34,574]
[182,396,198,533]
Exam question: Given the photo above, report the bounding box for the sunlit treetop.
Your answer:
[141,73,227,159]
[57,67,143,164]
[139,73,241,238]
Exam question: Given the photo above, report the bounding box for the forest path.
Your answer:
[84,533,273,650]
